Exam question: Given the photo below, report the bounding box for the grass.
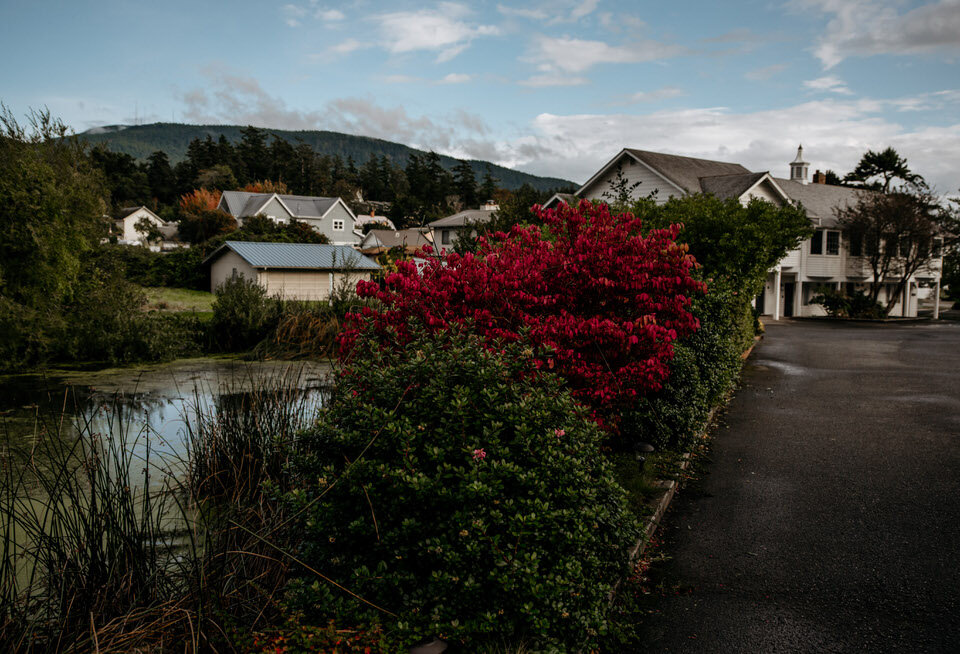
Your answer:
[142,286,214,313]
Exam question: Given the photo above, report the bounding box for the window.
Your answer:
[442,229,451,245]
[850,234,863,257]
[885,236,898,256]
[933,237,943,257]
[333,219,344,231]
[810,229,823,255]
[899,238,912,258]
[826,231,840,255]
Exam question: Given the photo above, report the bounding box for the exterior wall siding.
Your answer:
[579,158,682,205]
[742,181,784,206]
[307,203,360,245]
[258,270,332,301]
[120,209,167,241]
[252,198,294,224]
[210,250,258,293]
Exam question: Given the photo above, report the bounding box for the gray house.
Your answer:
[217,191,362,246]
[203,241,379,301]
[428,209,496,251]
[360,228,434,255]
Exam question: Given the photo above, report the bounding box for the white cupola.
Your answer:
[790,145,809,185]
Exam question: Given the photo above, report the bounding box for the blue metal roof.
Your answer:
[205,241,380,271]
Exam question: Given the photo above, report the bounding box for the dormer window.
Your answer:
[333,219,344,231]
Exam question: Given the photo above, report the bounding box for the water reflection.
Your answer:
[0,358,333,490]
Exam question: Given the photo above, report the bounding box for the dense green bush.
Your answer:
[621,283,751,453]
[61,260,205,364]
[811,288,884,319]
[285,327,638,651]
[210,275,282,352]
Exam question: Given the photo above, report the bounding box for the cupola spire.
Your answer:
[790,144,809,184]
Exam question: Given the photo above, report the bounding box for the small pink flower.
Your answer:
[555,429,566,438]
[472,448,487,461]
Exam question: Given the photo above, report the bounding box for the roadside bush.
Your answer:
[286,327,638,651]
[811,288,884,319]
[345,200,704,432]
[210,275,282,352]
[621,283,751,453]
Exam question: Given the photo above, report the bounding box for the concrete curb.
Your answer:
[625,335,762,567]
[793,316,932,324]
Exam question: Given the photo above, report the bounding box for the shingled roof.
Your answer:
[624,149,750,195]
[698,172,770,200]
[219,191,341,219]
[428,209,496,228]
[774,178,867,227]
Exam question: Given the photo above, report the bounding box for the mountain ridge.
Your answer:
[77,122,575,192]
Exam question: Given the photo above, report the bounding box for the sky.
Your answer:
[2,0,959,190]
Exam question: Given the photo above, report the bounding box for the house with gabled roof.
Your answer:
[553,146,944,319]
[217,191,362,246]
[552,148,791,208]
[113,206,182,251]
[203,241,379,302]
[428,209,496,251]
[359,228,434,256]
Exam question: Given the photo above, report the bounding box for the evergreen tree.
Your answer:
[453,160,478,208]
[145,150,176,205]
[479,169,498,203]
[237,126,270,183]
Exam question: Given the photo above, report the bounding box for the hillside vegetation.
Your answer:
[79,122,573,192]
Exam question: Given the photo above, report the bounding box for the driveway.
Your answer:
[638,320,960,653]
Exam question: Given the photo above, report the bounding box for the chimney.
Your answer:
[813,170,826,184]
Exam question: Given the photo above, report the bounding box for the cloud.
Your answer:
[803,75,853,94]
[373,3,499,62]
[745,64,787,81]
[281,3,308,27]
[327,38,367,56]
[382,73,473,84]
[495,96,960,192]
[177,67,500,159]
[622,87,684,104]
[498,1,601,23]
[439,73,472,84]
[283,2,345,26]
[519,74,589,87]
[496,4,548,20]
[569,0,601,21]
[524,35,687,75]
[316,8,344,21]
[795,0,960,68]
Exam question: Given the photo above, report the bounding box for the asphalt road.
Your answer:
[638,320,960,653]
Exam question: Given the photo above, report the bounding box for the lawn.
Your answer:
[143,287,215,312]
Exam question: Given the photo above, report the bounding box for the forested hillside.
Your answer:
[79,123,573,192]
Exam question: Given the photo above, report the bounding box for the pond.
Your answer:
[0,357,333,488]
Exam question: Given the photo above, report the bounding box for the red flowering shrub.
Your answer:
[341,200,705,427]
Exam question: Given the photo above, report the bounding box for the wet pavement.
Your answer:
[638,319,960,653]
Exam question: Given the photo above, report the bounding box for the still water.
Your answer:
[0,357,332,486]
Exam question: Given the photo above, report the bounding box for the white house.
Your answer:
[428,209,496,251]
[114,206,181,251]
[558,146,943,319]
[217,191,362,246]
[202,241,379,302]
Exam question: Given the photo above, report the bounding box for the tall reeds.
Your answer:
[0,368,324,652]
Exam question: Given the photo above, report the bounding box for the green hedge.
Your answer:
[621,283,752,453]
[285,327,639,651]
